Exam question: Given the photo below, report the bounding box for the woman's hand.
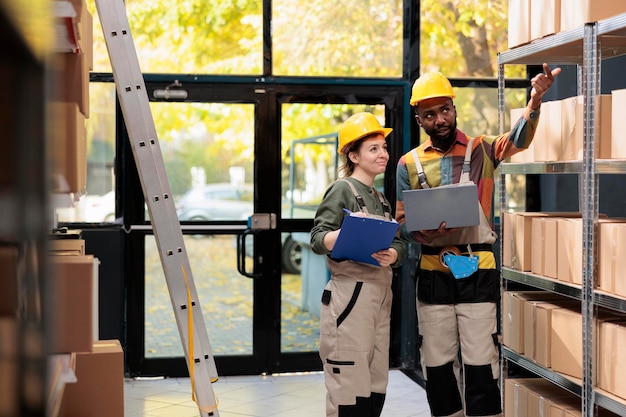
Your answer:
[371,248,398,267]
[323,229,341,251]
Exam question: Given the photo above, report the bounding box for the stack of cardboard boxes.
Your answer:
[50,0,93,195]
[502,212,626,402]
[505,378,620,417]
[502,290,626,410]
[49,2,126,414]
[502,212,626,289]
[507,0,626,165]
[0,223,123,417]
[508,0,626,49]
[501,291,577,369]
[48,236,125,417]
[509,91,626,164]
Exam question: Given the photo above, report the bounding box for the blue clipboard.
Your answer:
[331,213,399,266]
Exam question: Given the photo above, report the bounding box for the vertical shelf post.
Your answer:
[581,21,600,417]
[497,63,506,410]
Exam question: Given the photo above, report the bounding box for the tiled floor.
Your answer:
[124,369,431,417]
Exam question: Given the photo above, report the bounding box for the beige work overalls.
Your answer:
[319,180,394,417]
[411,139,503,417]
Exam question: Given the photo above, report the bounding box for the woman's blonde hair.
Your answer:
[337,151,356,179]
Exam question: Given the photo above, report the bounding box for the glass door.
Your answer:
[126,81,268,376]
[269,84,405,373]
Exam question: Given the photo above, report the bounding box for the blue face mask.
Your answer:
[443,253,478,279]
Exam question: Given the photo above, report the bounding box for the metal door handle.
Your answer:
[237,229,261,279]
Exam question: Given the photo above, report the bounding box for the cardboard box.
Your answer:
[557,217,612,284]
[0,245,19,315]
[506,378,576,417]
[0,316,17,356]
[502,291,566,354]
[56,51,90,118]
[550,306,583,378]
[611,89,626,158]
[556,218,572,283]
[527,380,581,417]
[563,95,612,161]
[59,340,124,417]
[501,212,516,268]
[502,212,560,271]
[533,100,563,162]
[0,317,18,417]
[508,0,531,48]
[503,212,581,273]
[67,0,85,16]
[560,95,610,161]
[530,0,561,40]
[502,211,540,271]
[77,2,93,71]
[50,239,86,256]
[598,321,626,401]
[49,102,87,194]
[561,0,626,32]
[49,255,95,353]
[527,386,567,417]
[531,217,558,278]
[47,353,77,417]
[551,307,626,379]
[528,389,554,417]
[598,222,626,297]
[523,300,578,367]
[504,378,530,417]
[560,96,578,161]
[556,218,582,284]
[0,353,17,416]
[549,395,582,417]
[505,378,556,417]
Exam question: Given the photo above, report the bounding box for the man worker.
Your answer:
[395,63,561,417]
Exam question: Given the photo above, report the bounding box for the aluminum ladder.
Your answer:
[94,1,220,415]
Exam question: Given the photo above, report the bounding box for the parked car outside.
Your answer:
[87,190,116,223]
[176,183,302,274]
[176,183,254,221]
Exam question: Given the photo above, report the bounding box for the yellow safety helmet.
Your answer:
[337,112,393,154]
[409,72,456,106]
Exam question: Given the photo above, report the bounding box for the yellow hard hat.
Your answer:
[337,112,393,153]
[409,72,456,106]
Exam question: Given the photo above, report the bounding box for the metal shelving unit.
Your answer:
[503,347,626,416]
[500,159,626,174]
[498,12,626,417]
[503,268,626,315]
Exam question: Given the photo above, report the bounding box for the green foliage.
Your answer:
[164,155,192,196]
[420,0,524,78]
[272,0,403,77]
[88,0,518,197]
[148,102,255,191]
[121,0,262,74]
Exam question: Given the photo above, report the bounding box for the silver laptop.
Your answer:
[402,183,480,231]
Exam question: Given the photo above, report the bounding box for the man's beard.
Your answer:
[424,119,457,152]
